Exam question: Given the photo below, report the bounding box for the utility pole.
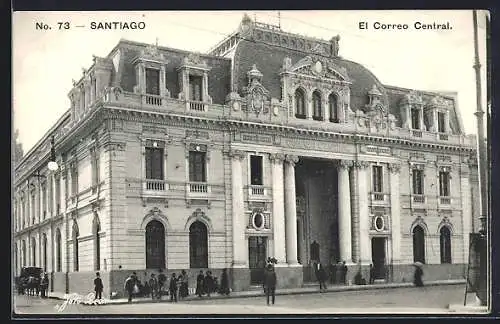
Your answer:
[472,9,488,307]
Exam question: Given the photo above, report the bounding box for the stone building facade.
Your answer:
[13,15,479,297]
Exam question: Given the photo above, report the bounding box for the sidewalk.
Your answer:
[46,279,466,306]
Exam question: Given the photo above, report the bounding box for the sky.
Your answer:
[12,10,488,153]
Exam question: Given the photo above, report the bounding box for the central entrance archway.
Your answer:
[295,158,339,282]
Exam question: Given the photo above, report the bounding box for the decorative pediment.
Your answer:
[410,215,428,234]
[426,95,453,110]
[437,216,454,234]
[181,53,210,70]
[401,90,424,106]
[134,43,168,64]
[284,56,349,82]
[242,64,270,116]
[184,208,212,231]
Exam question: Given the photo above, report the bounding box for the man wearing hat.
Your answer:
[262,263,277,305]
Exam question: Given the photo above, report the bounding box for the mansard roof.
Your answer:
[108,39,232,105]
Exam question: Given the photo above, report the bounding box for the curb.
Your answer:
[46,279,465,306]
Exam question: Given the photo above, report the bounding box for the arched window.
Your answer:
[412,225,425,264]
[22,240,26,267]
[329,93,339,123]
[93,213,101,271]
[294,88,306,119]
[312,90,323,120]
[189,221,208,268]
[72,220,79,271]
[42,234,47,271]
[440,226,452,264]
[31,237,37,266]
[146,220,165,269]
[55,228,62,272]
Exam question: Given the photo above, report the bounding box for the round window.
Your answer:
[374,216,385,232]
[253,213,264,229]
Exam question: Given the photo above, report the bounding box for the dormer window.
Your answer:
[145,68,160,95]
[312,90,323,121]
[329,93,339,123]
[411,107,421,130]
[189,75,203,102]
[437,111,446,133]
[295,88,306,119]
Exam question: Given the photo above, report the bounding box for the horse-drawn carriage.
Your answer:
[16,267,43,295]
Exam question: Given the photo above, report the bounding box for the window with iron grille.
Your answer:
[145,220,165,269]
[412,225,425,263]
[145,147,164,180]
[440,226,452,264]
[145,68,160,95]
[189,221,208,268]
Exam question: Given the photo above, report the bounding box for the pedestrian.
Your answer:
[158,269,167,299]
[169,273,178,302]
[413,263,424,287]
[94,272,103,300]
[341,261,348,285]
[204,271,214,297]
[40,273,49,298]
[219,268,230,295]
[329,260,337,285]
[196,270,205,297]
[263,264,277,305]
[124,273,136,302]
[149,274,159,300]
[180,270,189,299]
[369,264,375,284]
[317,262,328,292]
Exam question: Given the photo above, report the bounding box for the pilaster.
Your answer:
[354,161,371,264]
[229,150,247,268]
[269,153,287,264]
[388,162,402,264]
[284,154,299,265]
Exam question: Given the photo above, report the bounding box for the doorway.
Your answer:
[249,236,267,285]
[371,237,386,280]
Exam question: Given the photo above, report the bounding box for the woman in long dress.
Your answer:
[196,270,205,297]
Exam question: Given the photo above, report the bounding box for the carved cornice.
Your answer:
[269,153,286,164]
[387,163,401,174]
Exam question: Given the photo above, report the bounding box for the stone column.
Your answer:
[388,163,402,264]
[203,73,209,102]
[230,150,247,267]
[270,153,287,264]
[357,161,371,263]
[159,65,167,97]
[337,160,353,263]
[419,109,424,130]
[284,154,299,265]
[306,93,313,120]
[323,98,329,121]
[432,110,438,132]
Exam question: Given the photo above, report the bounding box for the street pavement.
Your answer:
[13,284,485,315]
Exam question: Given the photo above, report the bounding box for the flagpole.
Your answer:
[472,9,488,307]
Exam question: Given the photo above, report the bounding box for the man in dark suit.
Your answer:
[94,272,103,300]
[263,264,277,305]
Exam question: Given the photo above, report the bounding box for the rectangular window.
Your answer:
[250,155,263,185]
[439,171,450,197]
[145,68,160,95]
[411,108,420,129]
[31,193,36,224]
[437,112,446,133]
[145,147,164,180]
[189,151,206,182]
[42,186,47,220]
[372,165,383,193]
[91,148,100,186]
[189,75,203,101]
[412,169,424,195]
